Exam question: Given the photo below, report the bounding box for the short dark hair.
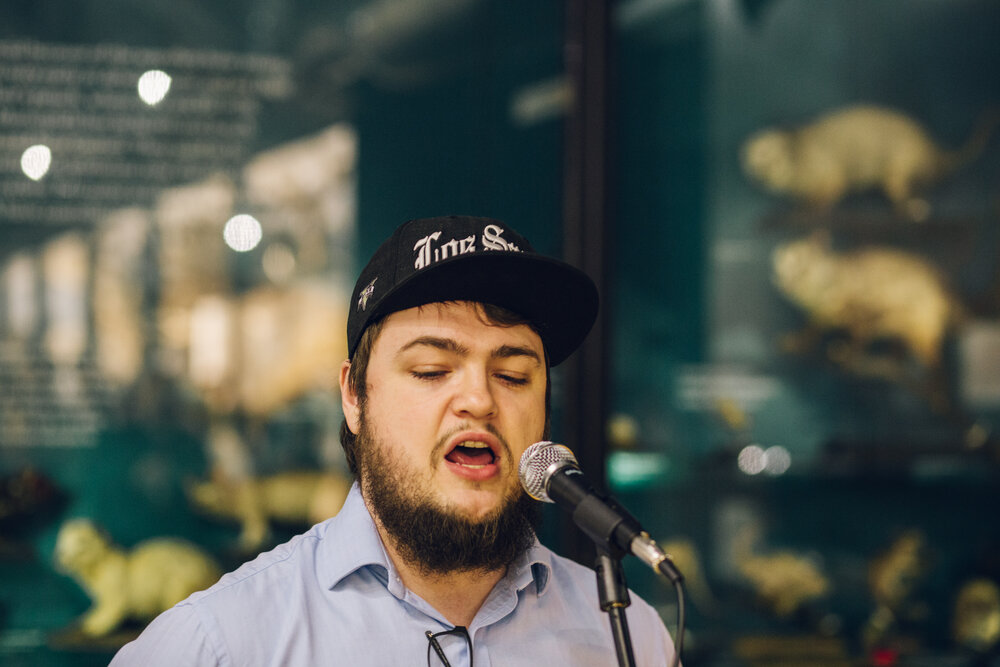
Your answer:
[339,302,551,476]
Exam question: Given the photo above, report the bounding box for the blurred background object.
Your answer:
[52,518,221,643]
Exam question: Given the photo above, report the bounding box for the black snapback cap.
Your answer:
[347,216,598,366]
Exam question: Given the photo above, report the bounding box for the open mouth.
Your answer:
[444,441,498,468]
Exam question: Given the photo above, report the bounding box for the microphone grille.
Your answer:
[519,441,578,502]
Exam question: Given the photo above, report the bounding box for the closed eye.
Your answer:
[411,370,448,381]
[495,373,529,386]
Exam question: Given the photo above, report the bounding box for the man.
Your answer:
[111,215,677,665]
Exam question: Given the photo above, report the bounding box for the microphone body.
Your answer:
[519,441,682,583]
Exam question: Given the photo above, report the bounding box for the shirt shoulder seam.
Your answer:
[194,531,323,601]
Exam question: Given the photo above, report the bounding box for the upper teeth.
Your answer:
[460,441,489,448]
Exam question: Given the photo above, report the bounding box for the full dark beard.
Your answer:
[356,416,540,576]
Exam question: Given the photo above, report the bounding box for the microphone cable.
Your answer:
[664,568,684,667]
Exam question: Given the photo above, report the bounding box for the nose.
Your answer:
[451,369,497,419]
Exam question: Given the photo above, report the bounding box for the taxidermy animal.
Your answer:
[952,578,1000,654]
[742,104,997,219]
[187,470,351,551]
[732,522,829,618]
[863,530,928,649]
[739,551,830,618]
[869,530,927,611]
[54,518,221,637]
[772,234,959,371]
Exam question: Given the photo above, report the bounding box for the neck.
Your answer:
[374,520,507,627]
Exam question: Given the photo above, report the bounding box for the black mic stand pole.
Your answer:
[595,547,636,667]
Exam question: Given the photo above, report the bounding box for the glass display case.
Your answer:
[0,2,569,665]
[611,1,1000,664]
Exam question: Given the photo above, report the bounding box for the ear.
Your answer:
[339,360,361,435]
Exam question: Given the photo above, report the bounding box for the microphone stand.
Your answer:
[595,547,636,667]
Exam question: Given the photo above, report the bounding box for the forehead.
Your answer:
[372,302,545,357]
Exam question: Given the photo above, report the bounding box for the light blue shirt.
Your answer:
[110,484,676,666]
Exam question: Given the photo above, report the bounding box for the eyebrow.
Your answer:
[493,344,542,364]
[397,337,541,364]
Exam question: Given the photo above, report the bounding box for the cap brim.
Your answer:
[364,252,598,366]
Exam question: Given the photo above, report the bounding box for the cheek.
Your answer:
[509,391,547,439]
[365,382,443,439]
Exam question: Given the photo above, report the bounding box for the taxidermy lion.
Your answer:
[742,104,997,219]
[186,470,351,551]
[772,234,960,372]
[54,518,221,637]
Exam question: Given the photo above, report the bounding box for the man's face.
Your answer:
[342,301,548,523]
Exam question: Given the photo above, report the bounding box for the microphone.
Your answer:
[519,441,682,583]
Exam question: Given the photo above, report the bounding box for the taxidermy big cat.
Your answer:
[742,104,996,219]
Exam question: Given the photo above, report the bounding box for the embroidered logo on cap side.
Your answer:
[357,277,377,311]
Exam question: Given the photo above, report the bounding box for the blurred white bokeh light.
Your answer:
[738,443,792,476]
[262,242,297,283]
[21,144,52,180]
[764,446,792,475]
[737,444,767,475]
[138,69,172,106]
[223,214,263,252]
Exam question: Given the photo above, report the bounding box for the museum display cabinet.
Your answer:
[609,1,1000,665]
[1,1,998,665]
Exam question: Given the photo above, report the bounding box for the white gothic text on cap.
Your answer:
[412,224,521,271]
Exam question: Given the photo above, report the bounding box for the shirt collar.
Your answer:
[317,482,394,591]
[318,482,553,597]
[509,538,552,597]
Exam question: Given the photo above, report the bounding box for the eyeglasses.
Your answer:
[425,625,473,667]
